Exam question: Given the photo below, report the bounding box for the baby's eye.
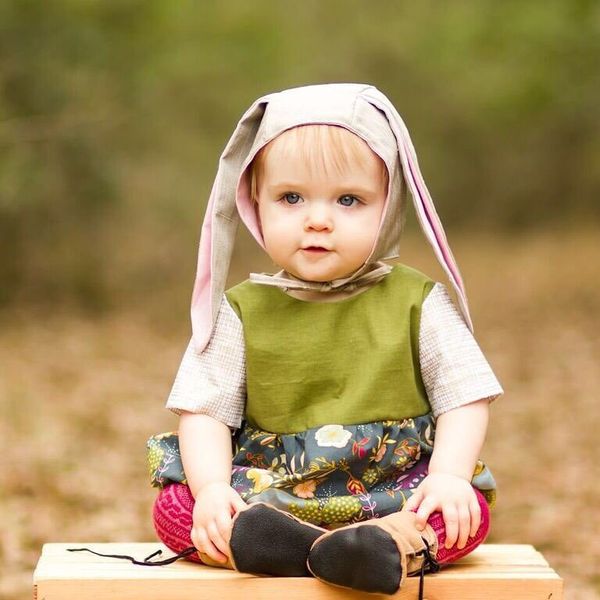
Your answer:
[282,193,302,205]
[338,195,360,207]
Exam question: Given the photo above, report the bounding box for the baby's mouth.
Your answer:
[302,246,330,253]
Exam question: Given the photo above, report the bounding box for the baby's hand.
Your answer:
[402,473,480,550]
[191,481,247,564]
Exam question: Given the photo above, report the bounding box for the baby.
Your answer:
[148,83,502,595]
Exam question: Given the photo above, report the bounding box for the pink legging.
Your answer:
[153,483,490,567]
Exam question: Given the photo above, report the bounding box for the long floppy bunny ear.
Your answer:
[361,88,474,332]
[190,95,273,352]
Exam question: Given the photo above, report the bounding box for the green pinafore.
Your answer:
[147,265,496,527]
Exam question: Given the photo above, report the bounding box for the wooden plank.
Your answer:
[33,543,563,600]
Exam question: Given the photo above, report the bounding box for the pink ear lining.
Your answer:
[401,145,473,330]
[403,147,463,288]
[190,96,273,352]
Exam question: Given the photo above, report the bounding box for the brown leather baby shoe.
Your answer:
[307,511,439,595]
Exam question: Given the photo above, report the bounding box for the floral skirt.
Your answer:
[147,415,496,528]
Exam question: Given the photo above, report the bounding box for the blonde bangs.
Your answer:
[249,125,388,202]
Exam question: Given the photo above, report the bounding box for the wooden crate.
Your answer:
[33,543,563,599]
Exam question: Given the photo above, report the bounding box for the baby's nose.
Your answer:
[305,202,333,231]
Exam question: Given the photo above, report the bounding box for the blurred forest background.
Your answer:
[1,1,599,599]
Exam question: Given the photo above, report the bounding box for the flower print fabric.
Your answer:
[147,416,496,528]
[314,424,353,448]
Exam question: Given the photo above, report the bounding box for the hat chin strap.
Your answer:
[249,261,392,292]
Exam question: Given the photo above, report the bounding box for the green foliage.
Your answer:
[0,1,598,310]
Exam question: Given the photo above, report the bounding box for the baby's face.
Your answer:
[255,131,387,282]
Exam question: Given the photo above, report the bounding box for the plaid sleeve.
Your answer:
[420,283,503,418]
[165,296,246,429]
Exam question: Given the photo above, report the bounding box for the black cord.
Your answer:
[67,546,198,566]
[417,537,440,600]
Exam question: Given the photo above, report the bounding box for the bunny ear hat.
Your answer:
[191,83,473,352]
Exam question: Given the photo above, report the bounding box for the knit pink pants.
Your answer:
[153,483,490,567]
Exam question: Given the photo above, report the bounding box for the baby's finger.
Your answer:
[469,496,481,538]
[194,526,228,564]
[216,511,234,546]
[415,496,437,530]
[403,490,423,513]
[191,526,210,558]
[456,506,471,550]
[190,525,205,553]
[207,521,230,560]
[443,505,459,549]
[203,540,229,564]
[231,494,247,514]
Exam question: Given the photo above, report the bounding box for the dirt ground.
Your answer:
[1,228,599,599]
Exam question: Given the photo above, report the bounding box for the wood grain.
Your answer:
[33,543,563,599]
